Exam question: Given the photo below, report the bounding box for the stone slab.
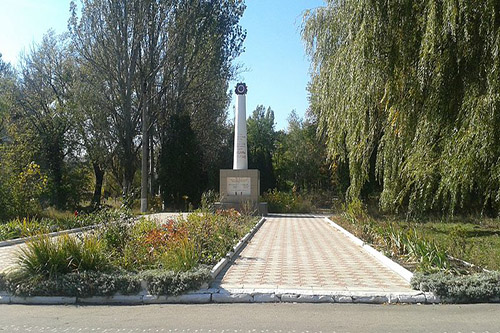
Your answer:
[212,293,253,303]
[164,293,212,304]
[253,293,280,302]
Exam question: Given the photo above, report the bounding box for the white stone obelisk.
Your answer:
[233,83,248,170]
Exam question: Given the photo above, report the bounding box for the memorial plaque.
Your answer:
[227,177,251,196]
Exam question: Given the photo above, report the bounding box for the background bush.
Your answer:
[262,189,313,213]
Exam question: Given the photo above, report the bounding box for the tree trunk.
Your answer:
[92,162,105,209]
[150,128,156,196]
[140,103,149,213]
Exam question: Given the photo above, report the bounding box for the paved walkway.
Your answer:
[215,215,412,293]
[0,244,23,274]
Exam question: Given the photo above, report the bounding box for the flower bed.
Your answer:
[0,210,257,297]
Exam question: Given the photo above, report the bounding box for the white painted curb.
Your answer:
[322,216,414,283]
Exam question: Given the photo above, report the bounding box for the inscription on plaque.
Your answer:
[227,177,251,196]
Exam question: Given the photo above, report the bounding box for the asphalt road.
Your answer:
[0,303,499,333]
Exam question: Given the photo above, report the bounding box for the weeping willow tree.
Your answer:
[303,0,500,216]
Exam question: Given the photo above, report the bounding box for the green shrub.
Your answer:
[381,225,449,272]
[262,189,313,213]
[345,198,367,221]
[108,217,161,270]
[98,218,132,254]
[78,208,133,228]
[0,217,48,241]
[0,208,132,242]
[201,190,219,213]
[3,267,210,297]
[106,212,256,271]
[18,234,110,279]
[160,237,200,272]
[5,271,141,297]
[411,272,500,303]
[184,212,254,265]
[141,266,212,296]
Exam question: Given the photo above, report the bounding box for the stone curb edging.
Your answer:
[321,216,414,283]
[0,289,441,305]
[210,216,266,279]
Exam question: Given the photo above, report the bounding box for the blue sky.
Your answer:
[0,0,325,130]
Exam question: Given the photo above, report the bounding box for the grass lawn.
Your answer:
[415,219,500,271]
[333,213,500,272]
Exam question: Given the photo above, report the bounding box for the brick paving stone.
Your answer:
[216,215,412,293]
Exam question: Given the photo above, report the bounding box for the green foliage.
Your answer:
[303,1,500,216]
[17,234,110,279]
[337,213,449,272]
[2,212,240,297]
[200,190,219,213]
[184,212,254,265]
[247,105,277,192]
[5,270,141,297]
[414,219,500,271]
[160,237,200,272]
[273,111,332,193]
[412,272,500,303]
[158,114,203,209]
[109,212,256,271]
[262,189,314,213]
[0,208,131,242]
[0,218,48,241]
[3,267,210,297]
[141,266,212,296]
[12,163,48,217]
[382,225,449,272]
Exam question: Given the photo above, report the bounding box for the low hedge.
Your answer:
[0,266,212,297]
[141,265,212,296]
[4,271,141,297]
[411,271,500,303]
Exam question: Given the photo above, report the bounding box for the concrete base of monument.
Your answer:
[218,169,268,216]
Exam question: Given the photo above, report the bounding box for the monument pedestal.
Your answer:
[216,169,268,216]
